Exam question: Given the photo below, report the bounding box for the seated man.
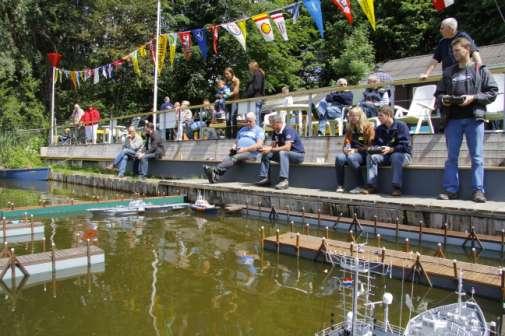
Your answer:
[135,122,165,179]
[359,74,390,118]
[255,115,305,190]
[107,126,144,177]
[203,112,264,183]
[317,78,353,135]
[362,106,412,196]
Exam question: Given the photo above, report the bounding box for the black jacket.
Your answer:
[145,131,165,159]
[245,70,265,98]
[374,120,412,155]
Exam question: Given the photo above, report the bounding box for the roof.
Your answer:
[381,43,505,81]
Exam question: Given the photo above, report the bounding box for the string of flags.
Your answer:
[51,0,387,90]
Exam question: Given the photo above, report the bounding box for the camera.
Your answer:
[229,148,237,156]
[442,95,465,105]
[367,146,385,154]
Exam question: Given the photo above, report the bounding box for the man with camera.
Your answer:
[435,37,498,203]
[362,106,412,196]
[203,112,265,183]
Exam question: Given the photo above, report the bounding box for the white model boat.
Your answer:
[87,200,189,216]
[189,193,218,214]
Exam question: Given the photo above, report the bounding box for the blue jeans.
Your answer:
[443,118,485,193]
[335,152,366,187]
[367,152,412,188]
[137,153,157,177]
[318,100,343,134]
[113,148,137,177]
[259,151,305,180]
[216,151,258,175]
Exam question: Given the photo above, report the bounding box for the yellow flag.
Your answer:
[238,19,248,41]
[168,33,177,66]
[139,45,147,58]
[131,51,140,76]
[357,0,376,31]
[157,34,168,74]
[70,71,78,89]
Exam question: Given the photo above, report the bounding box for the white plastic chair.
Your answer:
[395,84,436,134]
[485,73,504,123]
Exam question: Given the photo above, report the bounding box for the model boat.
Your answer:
[189,193,218,214]
[87,199,189,216]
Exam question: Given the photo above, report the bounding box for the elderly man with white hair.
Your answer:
[420,17,481,80]
[203,112,265,183]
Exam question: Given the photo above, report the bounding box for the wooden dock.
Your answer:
[264,232,505,300]
[1,218,44,239]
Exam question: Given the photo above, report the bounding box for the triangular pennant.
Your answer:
[238,19,248,41]
[192,28,209,60]
[178,31,192,61]
[222,21,247,51]
[102,66,108,79]
[252,13,275,42]
[168,33,177,66]
[208,25,220,54]
[93,68,99,84]
[107,64,113,79]
[331,0,353,25]
[432,0,454,12]
[270,10,289,41]
[157,34,168,73]
[303,0,324,38]
[70,71,78,89]
[131,50,141,76]
[139,45,147,58]
[285,2,302,23]
[357,0,376,31]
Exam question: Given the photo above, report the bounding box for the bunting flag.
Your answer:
[433,0,454,12]
[131,50,141,76]
[331,0,353,25]
[54,68,59,83]
[357,0,376,31]
[157,34,168,73]
[168,33,177,66]
[139,45,147,58]
[270,10,289,41]
[209,25,220,54]
[238,19,248,41]
[102,66,108,79]
[285,2,302,23]
[252,13,275,42]
[178,31,192,61]
[303,0,324,38]
[192,28,209,59]
[93,68,99,84]
[222,21,247,51]
[70,71,78,89]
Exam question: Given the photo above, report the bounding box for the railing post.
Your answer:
[307,94,313,137]
[108,118,113,144]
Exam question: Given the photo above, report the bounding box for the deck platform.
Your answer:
[264,232,505,300]
[1,219,44,239]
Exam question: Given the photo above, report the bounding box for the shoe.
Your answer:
[336,186,345,193]
[139,175,146,180]
[438,192,458,200]
[106,163,114,170]
[349,187,363,194]
[117,175,126,179]
[255,178,271,187]
[203,165,217,184]
[391,187,402,197]
[275,179,289,190]
[361,186,377,195]
[472,190,486,203]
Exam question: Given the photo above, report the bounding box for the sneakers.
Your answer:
[361,186,377,195]
[106,163,114,170]
[336,186,345,193]
[275,179,289,190]
[203,165,217,184]
[438,192,458,200]
[391,187,402,197]
[349,187,363,194]
[472,190,486,203]
[255,177,271,187]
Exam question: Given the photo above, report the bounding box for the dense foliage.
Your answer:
[0,0,503,130]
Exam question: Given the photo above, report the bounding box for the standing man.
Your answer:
[203,112,265,183]
[362,106,412,196]
[160,96,173,111]
[255,114,305,190]
[136,122,165,179]
[435,37,498,203]
[420,18,482,80]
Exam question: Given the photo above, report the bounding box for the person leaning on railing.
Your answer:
[81,106,101,144]
[107,126,144,178]
[70,104,84,144]
[335,106,374,194]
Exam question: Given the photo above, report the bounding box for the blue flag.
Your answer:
[303,0,324,38]
[192,28,209,60]
[285,2,301,23]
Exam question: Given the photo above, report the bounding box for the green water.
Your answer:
[0,182,502,335]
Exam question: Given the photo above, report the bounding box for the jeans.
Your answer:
[360,102,378,118]
[113,148,137,176]
[137,153,157,177]
[226,103,239,138]
[366,152,412,188]
[216,152,258,175]
[255,101,264,127]
[259,151,305,180]
[443,118,485,193]
[318,100,343,134]
[335,152,366,187]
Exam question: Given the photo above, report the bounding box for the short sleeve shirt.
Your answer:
[433,31,478,70]
[236,125,265,151]
[272,126,305,153]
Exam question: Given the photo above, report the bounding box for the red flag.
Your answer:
[331,0,353,25]
[178,31,192,61]
[208,25,220,54]
[432,0,454,12]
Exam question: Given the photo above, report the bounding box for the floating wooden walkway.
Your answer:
[1,218,44,240]
[0,195,186,220]
[263,232,505,301]
[246,205,505,253]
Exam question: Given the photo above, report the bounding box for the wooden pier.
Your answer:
[263,232,505,300]
[1,218,44,240]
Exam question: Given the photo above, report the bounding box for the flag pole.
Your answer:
[50,66,56,144]
[152,0,161,130]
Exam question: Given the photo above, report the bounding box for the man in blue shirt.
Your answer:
[203,112,265,183]
[420,18,481,80]
[160,96,173,111]
[255,114,305,190]
[362,106,412,196]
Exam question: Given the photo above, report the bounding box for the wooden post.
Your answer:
[2,217,6,242]
[260,226,265,247]
[296,233,300,257]
[381,247,386,263]
[290,221,294,232]
[51,243,56,274]
[434,243,446,258]
[305,223,310,235]
[350,242,354,255]
[10,248,15,281]
[376,234,381,248]
[453,259,458,279]
[317,209,321,228]
[395,217,400,242]
[418,220,423,244]
[24,212,28,223]
[472,247,478,263]
[302,207,305,224]
[443,223,448,247]
[404,238,410,253]
[86,239,91,267]
[348,230,355,243]
[245,200,249,216]
[325,226,329,239]
[275,229,280,253]
[373,215,378,236]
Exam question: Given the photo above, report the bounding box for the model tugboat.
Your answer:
[189,192,218,214]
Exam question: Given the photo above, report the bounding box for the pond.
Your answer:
[0,181,501,335]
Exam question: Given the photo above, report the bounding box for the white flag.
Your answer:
[93,68,99,84]
[252,13,275,42]
[270,10,289,41]
[222,21,247,51]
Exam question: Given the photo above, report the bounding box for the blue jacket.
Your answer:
[373,120,412,155]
